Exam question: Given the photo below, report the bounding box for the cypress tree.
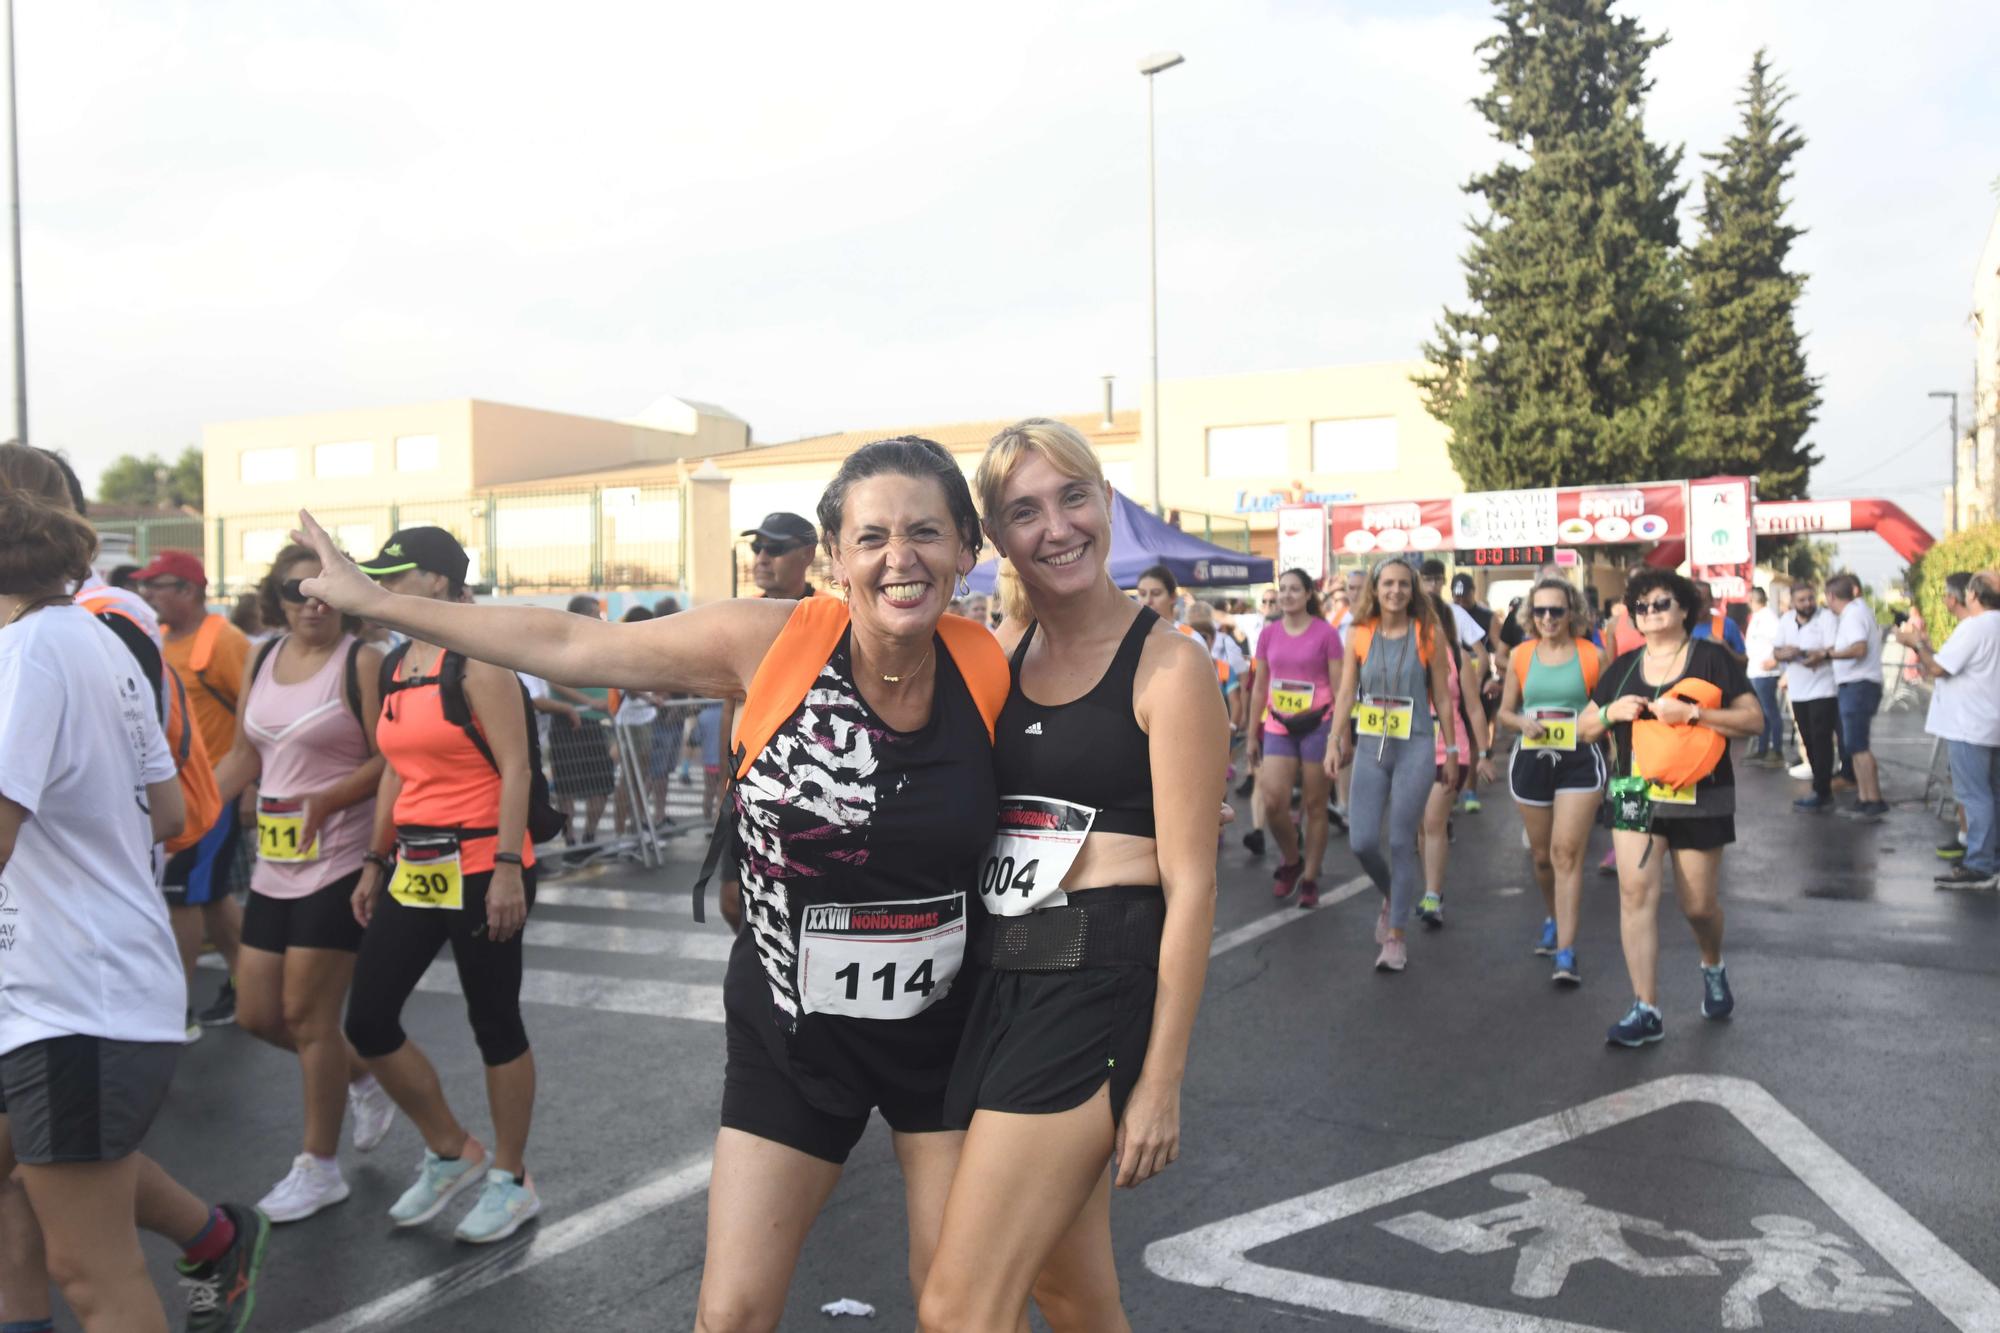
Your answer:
[1418,0,1687,490]
[1683,50,1821,498]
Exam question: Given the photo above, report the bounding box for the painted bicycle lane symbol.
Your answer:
[1144,1075,2000,1332]
[1379,1172,1912,1328]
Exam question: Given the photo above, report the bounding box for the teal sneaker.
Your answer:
[389,1146,486,1228]
[455,1170,542,1244]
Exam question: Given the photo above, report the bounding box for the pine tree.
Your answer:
[1682,50,1821,498]
[1417,0,1687,490]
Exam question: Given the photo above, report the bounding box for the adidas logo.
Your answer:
[1024,722,1043,735]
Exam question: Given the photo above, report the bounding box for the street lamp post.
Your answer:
[1139,50,1183,516]
[1930,390,1960,533]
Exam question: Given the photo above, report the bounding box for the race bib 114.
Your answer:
[798,893,966,1020]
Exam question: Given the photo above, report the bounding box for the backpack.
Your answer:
[85,604,224,856]
[1346,618,1435,674]
[1509,639,1603,697]
[691,600,1011,922]
[378,643,567,845]
[250,635,367,733]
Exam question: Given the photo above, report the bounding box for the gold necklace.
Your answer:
[877,648,933,684]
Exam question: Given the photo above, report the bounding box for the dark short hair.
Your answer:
[1420,557,1447,579]
[108,563,142,588]
[566,594,602,616]
[1278,567,1323,618]
[817,436,982,558]
[1623,568,1706,633]
[1138,564,1177,597]
[1972,573,2000,611]
[1827,573,1862,601]
[621,606,653,623]
[1945,571,1973,602]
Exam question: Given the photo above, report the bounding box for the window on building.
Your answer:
[241,528,289,566]
[396,434,441,472]
[1205,423,1288,477]
[314,440,375,478]
[1311,417,1398,474]
[239,447,297,485]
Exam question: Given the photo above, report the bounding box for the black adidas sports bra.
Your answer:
[993,606,1158,838]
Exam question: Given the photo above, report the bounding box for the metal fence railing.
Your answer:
[91,515,205,567]
[535,696,724,878]
[205,483,685,599]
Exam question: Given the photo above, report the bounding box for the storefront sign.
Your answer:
[1754,500,1854,537]
[1275,504,1329,581]
[1331,483,1685,554]
[1235,487,1354,514]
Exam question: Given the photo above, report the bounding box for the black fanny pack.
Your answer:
[975,887,1164,972]
[1276,703,1332,737]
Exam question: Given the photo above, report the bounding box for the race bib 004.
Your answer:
[1522,708,1578,752]
[389,837,463,910]
[1354,695,1415,740]
[256,797,319,864]
[978,796,1097,918]
[1269,678,1315,716]
[798,893,966,1020]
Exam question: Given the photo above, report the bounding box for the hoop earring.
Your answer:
[956,576,971,598]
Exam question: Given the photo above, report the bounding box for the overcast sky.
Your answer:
[9,0,1996,581]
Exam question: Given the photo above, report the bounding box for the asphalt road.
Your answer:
[100,708,2000,1331]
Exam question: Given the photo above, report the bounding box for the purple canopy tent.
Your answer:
[965,489,1272,594]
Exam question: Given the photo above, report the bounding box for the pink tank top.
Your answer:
[244,635,375,899]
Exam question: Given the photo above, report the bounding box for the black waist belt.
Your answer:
[396,824,497,842]
[975,885,1164,972]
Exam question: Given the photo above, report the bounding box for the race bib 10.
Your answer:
[1522,708,1578,752]
[389,837,463,910]
[978,796,1097,918]
[798,893,966,1020]
[256,797,319,864]
[1354,695,1416,740]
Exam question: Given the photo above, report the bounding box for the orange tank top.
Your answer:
[376,664,534,875]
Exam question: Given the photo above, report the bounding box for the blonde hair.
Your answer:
[1515,575,1590,640]
[995,557,1033,626]
[974,417,1108,523]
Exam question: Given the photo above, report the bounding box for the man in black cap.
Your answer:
[741,512,818,600]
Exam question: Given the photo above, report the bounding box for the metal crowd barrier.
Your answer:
[536,696,727,877]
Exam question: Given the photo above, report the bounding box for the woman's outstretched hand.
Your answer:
[292,510,387,618]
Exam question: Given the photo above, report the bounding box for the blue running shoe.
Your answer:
[1551,948,1580,987]
[1606,1001,1663,1047]
[1701,963,1734,1019]
[1534,917,1558,956]
[1792,795,1829,813]
[1461,792,1482,814]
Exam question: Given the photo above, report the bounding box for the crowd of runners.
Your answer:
[0,416,1960,1331]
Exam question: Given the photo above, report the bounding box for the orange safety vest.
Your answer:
[1509,639,1603,696]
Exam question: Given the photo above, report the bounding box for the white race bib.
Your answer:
[797,893,966,1020]
[978,796,1098,918]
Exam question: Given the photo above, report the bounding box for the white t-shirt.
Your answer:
[519,672,552,748]
[1773,607,1838,702]
[1927,612,2000,746]
[0,605,184,1053]
[1832,600,1883,687]
[1447,602,1487,650]
[1744,607,1781,679]
[1208,629,1246,680]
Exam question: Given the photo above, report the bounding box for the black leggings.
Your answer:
[1792,696,1839,800]
[344,867,536,1068]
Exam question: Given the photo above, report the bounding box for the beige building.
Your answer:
[1963,202,2000,533]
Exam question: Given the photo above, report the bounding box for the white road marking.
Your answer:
[527,918,734,960]
[201,955,725,1023]
[1209,874,1371,957]
[1143,1074,2000,1331]
[535,884,689,913]
[297,1153,714,1333]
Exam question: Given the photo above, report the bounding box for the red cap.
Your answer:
[134,550,208,587]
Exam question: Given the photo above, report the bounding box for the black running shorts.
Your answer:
[1509,745,1608,807]
[241,869,367,955]
[0,1035,178,1165]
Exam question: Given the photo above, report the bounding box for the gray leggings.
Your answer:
[1348,736,1436,928]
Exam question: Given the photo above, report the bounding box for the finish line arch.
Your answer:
[1649,498,1937,569]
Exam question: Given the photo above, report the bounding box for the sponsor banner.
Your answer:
[1275,504,1329,581]
[1688,478,1754,566]
[1331,483,1685,553]
[1754,499,1854,537]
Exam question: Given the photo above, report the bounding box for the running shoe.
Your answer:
[1701,963,1735,1020]
[1935,839,1966,861]
[1416,893,1444,927]
[455,1170,542,1244]
[1326,803,1348,835]
[1242,828,1267,858]
[1235,772,1256,799]
[1792,795,1829,813]
[178,1203,268,1333]
[1606,1001,1663,1047]
[1551,948,1580,987]
[1533,917,1558,955]
[389,1146,487,1228]
[257,1153,350,1224]
[197,979,238,1027]
[1297,879,1320,909]
[348,1075,396,1152]
[1787,760,1814,780]
[184,1011,203,1045]
[1272,860,1303,900]
[1375,901,1391,945]
[1461,792,1482,814]
[1934,866,1999,890]
[1836,801,1888,820]
[1374,937,1407,972]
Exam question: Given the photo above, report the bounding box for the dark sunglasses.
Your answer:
[279,578,318,605]
[1530,605,1568,620]
[1634,596,1679,615]
[750,540,803,557]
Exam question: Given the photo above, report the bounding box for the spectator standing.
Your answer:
[137,551,252,1035]
[1826,574,1888,817]
[1898,571,2000,888]
[1772,583,1839,812]
[1743,588,1785,764]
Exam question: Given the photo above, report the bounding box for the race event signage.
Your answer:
[1330,483,1686,555]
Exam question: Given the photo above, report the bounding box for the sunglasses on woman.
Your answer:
[1531,605,1568,620]
[1634,596,1679,615]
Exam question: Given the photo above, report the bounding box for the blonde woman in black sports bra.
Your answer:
[920,419,1229,1332]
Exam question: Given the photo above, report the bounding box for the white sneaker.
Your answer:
[348,1076,396,1152]
[257,1153,350,1223]
[1788,761,1813,780]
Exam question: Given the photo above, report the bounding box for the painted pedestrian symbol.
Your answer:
[1380,1173,1913,1328]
